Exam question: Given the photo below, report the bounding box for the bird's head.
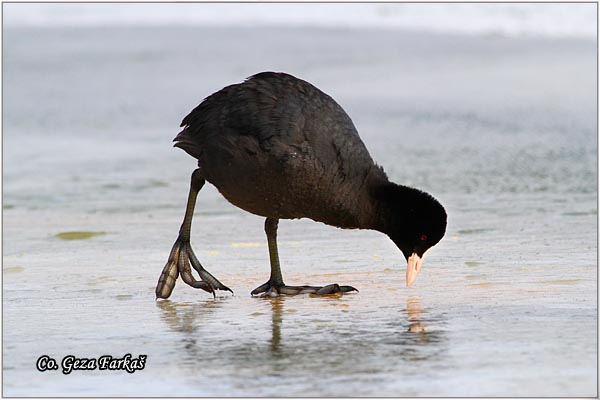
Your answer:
[374,182,447,287]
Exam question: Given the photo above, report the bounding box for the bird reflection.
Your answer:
[155,293,446,374]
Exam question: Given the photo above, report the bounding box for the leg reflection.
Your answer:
[269,297,284,355]
[156,299,228,364]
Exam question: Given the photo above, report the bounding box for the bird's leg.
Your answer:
[156,169,232,299]
[251,218,359,297]
[266,218,284,286]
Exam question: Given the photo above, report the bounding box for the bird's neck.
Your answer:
[321,165,387,230]
[335,168,393,231]
[367,180,422,236]
[316,168,417,233]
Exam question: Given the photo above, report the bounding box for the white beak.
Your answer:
[406,251,427,287]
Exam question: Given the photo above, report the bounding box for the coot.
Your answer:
[156,72,447,298]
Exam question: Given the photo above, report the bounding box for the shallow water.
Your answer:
[2,25,597,396]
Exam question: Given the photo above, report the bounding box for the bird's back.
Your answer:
[175,72,385,227]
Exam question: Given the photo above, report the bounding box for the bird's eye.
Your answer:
[420,234,427,241]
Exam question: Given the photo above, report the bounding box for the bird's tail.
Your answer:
[173,128,202,160]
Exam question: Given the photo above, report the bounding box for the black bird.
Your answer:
[156,72,447,298]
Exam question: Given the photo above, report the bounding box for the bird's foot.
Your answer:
[156,238,233,299]
[251,281,358,297]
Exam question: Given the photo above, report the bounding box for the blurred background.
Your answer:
[4,3,597,35]
[2,3,597,397]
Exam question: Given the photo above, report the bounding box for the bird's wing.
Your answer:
[175,72,380,184]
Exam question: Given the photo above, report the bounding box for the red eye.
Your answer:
[420,234,427,241]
